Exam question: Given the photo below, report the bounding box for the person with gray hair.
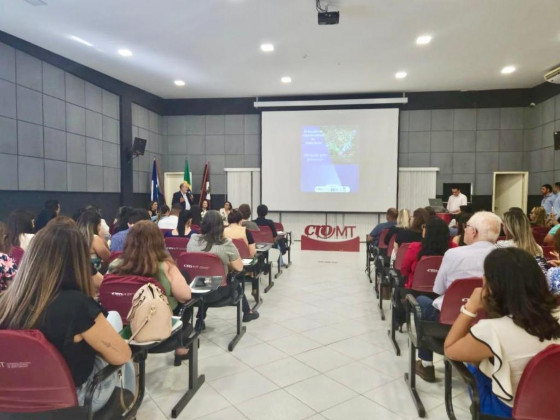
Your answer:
[415,211,501,382]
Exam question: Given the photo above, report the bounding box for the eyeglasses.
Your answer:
[466,224,478,232]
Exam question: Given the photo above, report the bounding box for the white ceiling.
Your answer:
[1,0,560,99]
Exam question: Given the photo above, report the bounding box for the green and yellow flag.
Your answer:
[183,159,191,189]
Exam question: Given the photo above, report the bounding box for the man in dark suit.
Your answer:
[172,182,194,210]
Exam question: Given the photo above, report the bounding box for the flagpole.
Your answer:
[199,163,209,206]
[155,158,166,205]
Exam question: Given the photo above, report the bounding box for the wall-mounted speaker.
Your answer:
[554,131,560,150]
[132,137,147,156]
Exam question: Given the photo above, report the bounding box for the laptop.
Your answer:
[428,198,448,213]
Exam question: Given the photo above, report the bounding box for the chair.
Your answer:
[389,255,443,356]
[405,277,483,418]
[446,345,560,420]
[366,228,389,282]
[542,245,555,260]
[378,242,411,321]
[532,227,548,245]
[108,251,122,263]
[176,252,246,351]
[253,225,283,280]
[374,234,396,299]
[274,222,292,267]
[0,329,138,419]
[9,246,24,266]
[232,238,263,311]
[165,236,190,262]
[98,274,204,419]
[159,228,172,237]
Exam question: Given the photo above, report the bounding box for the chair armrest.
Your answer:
[405,293,423,347]
[448,359,481,419]
[180,296,202,310]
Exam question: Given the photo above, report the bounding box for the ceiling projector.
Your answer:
[318,11,339,25]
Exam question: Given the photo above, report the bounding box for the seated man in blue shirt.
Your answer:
[366,208,398,246]
[109,209,151,252]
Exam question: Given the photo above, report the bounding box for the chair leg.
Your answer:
[252,273,263,311]
[388,294,401,356]
[378,275,387,321]
[228,298,246,351]
[264,262,275,293]
[171,337,206,418]
[274,255,283,279]
[444,358,457,420]
[404,339,426,418]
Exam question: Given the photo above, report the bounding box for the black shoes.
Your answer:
[415,360,436,382]
[174,351,190,366]
[242,311,260,322]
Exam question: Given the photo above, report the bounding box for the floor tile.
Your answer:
[322,395,403,420]
[255,357,320,387]
[326,335,385,360]
[325,361,395,393]
[194,406,248,420]
[237,389,316,420]
[197,352,251,381]
[209,369,279,404]
[267,333,322,355]
[294,346,354,373]
[284,375,357,412]
[231,342,289,367]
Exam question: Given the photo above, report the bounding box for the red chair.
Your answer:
[232,238,262,311]
[533,226,549,245]
[251,226,274,244]
[108,251,122,262]
[159,228,172,237]
[379,242,411,321]
[374,235,397,300]
[177,252,246,351]
[542,245,556,261]
[366,228,390,282]
[273,222,292,266]
[164,237,190,261]
[0,329,137,419]
[9,246,24,266]
[436,213,453,224]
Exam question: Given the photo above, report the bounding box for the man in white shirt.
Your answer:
[172,182,193,210]
[414,211,501,382]
[446,186,468,214]
[157,204,182,229]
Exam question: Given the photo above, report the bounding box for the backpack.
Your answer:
[127,283,172,342]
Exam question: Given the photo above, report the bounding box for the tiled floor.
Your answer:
[136,247,472,419]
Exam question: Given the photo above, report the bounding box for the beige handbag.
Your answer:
[127,283,172,342]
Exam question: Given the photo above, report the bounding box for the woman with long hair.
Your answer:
[7,210,35,251]
[166,209,198,238]
[224,210,257,257]
[391,208,431,258]
[0,222,17,293]
[200,199,209,218]
[187,210,259,323]
[148,201,158,220]
[108,220,192,364]
[220,200,233,224]
[452,212,473,246]
[77,210,111,271]
[401,217,456,288]
[529,206,547,227]
[190,205,203,228]
[0,222,131,411]
[111,206,132,235]
[384,208,411,245]
[445,248,560,417]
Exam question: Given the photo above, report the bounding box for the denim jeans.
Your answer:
[416,295,440,362]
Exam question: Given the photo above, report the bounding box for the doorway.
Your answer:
[492,172,529,218]
[163,172,184,207]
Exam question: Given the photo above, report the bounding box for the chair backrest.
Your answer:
[513,344,560,420]
[274,222,284,232]
[159,228,172,237]
[99,274,166,323]
[377,228,390,249]
[251,226,274,244]
[164,236,190,261]
[393,242,411,271]
[532,228,548,245]
[232,238,252,259]
[386,234,397,258]
[9,246,24,266]
[108,250,123,262]
[542,245,555,260]
[0,329,78,412]
[409,256,443,292]
[176,252,227,286]
[438,277,483,325]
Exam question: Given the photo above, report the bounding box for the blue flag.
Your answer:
[151,159,159,202]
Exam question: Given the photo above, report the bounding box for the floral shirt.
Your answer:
[546,266,560,295]
[0,253,18,293]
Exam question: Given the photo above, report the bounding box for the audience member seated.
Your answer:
[366,207,398,245]
[444,248,560,417]
[111,206,133,235]
[190,204,203,228]
[545,229,560,295]
[7,209,35,251]
[166,209,198,238]
[424,206,436,217]
[0,222,17,293]
[541,184,555,215]
[84,205,111,241]
[148,200,158,221]
[108,220,192,363]
[529,206,547,228]
[156,204,170,224]
[77,210,111,272]
[446,185,468,214]
[187,210,259,323]
[224,210,257,258]
[448,205,473,233]
[220,200,233,225]
[110,209,151,252]
[415,211,501,382]
[401,217,456,288]
[0,221,132,412]
[392,208,430,258]
[238,203,259,231]
[34,199,60,232]
[542,215,560,245]
[384,208,411,246]
[452,212,473,246]
[201,199,209,218]
[254,204,288,261]
[158,203,181,229]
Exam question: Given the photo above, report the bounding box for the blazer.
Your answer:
[172,190,193,208]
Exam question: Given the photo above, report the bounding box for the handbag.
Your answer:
[126,283,172,342]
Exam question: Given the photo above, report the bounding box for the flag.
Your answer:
[151,159,160,202]
[183,159,192,189]
[200,162,211,206]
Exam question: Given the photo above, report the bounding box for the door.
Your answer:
[164,172,184,207]
[492,172,528,218]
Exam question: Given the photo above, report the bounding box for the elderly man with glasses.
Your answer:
[414,211,502,382]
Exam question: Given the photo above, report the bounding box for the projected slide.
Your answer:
[301,126,359,193]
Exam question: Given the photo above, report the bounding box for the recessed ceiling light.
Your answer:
[174,80,186,87]
[118,49,133,57]
[395,71,407,79]
[501,66,516,74]
[416,35,432,45]
[261,43,275,52]
[69,35,93,47]
[281,76,292,84]
[24,0,47,5]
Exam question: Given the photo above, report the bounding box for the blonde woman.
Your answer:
[383,208,411,246]
[0,222,131,412]
[77,210,111,271]
[529,206,547,228]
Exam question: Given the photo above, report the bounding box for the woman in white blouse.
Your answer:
[7,210,35,251]
[444,248,560,417]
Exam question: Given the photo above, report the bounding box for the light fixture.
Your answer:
[281,76,292,83]
[416,35,432,45]
[118,49,133,57]
[24,0,47,5]
[68,35,93,47]
[260,43,274,52]
[395,71,407,79]
[501,66,516,74]
[174,80,186,87]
